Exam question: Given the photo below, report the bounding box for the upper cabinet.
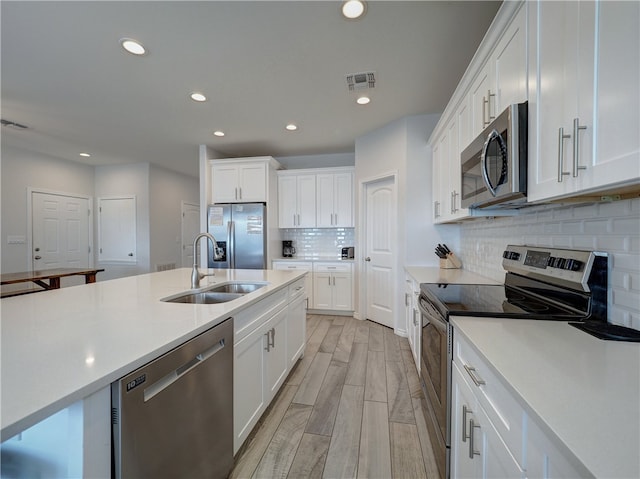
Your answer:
[528,0,640,202]
[277,173,316,228]
[431,2,527,224]
[316,170,354,228]
[277,167,354,229]
[211,157,280,204]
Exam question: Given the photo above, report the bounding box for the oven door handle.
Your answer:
[418,298,448,334]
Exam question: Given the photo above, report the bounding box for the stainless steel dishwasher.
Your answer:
[111,317,233,478]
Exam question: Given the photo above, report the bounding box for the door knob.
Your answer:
[34,255,42,260]
[365,257,371,262]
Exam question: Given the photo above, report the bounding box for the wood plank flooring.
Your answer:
[230,314,440,479]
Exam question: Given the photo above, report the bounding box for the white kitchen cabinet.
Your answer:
[470,3,527,139]
[233,281,305,453]
[264,306,288,400]
[528,0,640,202]
[286,277,307,368]
[277,173,316,228]
[211,157,274,203]
[404,274,421,372]
[316,170,354,228]
[272,261,313,308]
[313,262,353,311]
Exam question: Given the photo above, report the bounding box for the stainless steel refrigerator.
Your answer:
[207,203,266,269]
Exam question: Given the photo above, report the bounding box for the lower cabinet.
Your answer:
[452,327,588,479]
[313,262,353,311]
[233,278,306,454]
[405,274,421,373]
[451,364,524,479]
[272,261,313,308]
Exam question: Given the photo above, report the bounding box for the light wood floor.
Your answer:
[230,314,440,479]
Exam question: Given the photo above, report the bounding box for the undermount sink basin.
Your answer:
[161,282,267,304]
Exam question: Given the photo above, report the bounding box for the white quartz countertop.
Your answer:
[0,268,306,440]
[451,316,640,479]
[404,265,499,285]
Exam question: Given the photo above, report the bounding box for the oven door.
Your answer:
[419,294,452,479]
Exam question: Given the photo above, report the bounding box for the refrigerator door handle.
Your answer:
[229,220,235,269]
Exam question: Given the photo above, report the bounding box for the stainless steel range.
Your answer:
[417,245,609,479]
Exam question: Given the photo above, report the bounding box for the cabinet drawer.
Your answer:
[313,262,352,273]
[272,261,312,271]
[288,277,306,301]
[234,288,287,343]
[453,329,525,466]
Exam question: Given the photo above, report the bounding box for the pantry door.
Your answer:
[31,190,91,271]
[362,174,396,329]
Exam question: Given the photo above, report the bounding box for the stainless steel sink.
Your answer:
[161,282,266,304]
[206,282,265,294]
[164,291,244,304]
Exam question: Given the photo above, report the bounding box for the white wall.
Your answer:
[459,198,640,331]
[355,114,454,330]
[276,152,354,170]
[149,164,199,270]
[0,145,94,274]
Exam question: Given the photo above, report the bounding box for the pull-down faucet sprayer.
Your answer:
[191,232,223,289]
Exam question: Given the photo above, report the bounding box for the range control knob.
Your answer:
[503,251,521,261]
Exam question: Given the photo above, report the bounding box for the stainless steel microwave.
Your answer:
[460,102,527,209]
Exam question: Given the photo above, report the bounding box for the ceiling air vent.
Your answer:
[1,119,29,130]
[346,71,376,91]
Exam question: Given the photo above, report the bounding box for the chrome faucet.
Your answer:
[191,232,223,289]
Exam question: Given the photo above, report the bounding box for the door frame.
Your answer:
[181,201,200,267]
[27,187,94,271]
[357,171,398,328]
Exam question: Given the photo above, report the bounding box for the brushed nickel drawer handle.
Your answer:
[463,364,486,387]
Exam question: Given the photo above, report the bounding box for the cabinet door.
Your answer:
[475,405,525,479]
[333,173,353,227]
[586,1,640,191]
[287,294,306,368]
[265,307,288,401]
[313,272,332,309]
[234,326,267,453]
[432,139,443,222]
[212,165,240,203]
[316,174,334,227]
[278,176,298,228]
[470,64,494,138]
[493,5,527,113]
[296,175,317,228]
[238,163,267,202]
[528,1,596,202]
[451,364,478,479]
[332,272,353,310]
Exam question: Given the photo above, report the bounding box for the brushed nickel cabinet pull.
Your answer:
[572,118,587,177]
[557,127,571,182]
[469,418,481,459]
[463,364,486,387]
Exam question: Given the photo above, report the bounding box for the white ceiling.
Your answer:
[1,1,501,177]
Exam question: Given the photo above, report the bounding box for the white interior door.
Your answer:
[363,176,396,328]
[181,202,200,267]
[31,191,90,271]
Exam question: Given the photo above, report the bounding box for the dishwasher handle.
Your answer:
[143,338,226,402]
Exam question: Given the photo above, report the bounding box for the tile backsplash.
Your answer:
[281,228,355,260]
[458,198,640,331]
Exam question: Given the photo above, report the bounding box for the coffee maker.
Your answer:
[282,240,296,258]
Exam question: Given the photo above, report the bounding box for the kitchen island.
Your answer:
[1,268,306,474]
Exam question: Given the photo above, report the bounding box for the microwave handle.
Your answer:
[480,129,506,197]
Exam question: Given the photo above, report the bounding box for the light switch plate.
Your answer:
[7,235,26,244]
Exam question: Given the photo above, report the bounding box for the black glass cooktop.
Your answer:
[420,282,589,321]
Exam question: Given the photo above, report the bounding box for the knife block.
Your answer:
[440,253,462,269]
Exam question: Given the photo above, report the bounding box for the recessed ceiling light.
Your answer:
[213,130,225,137]
[285,124,298,131]
[342,0,366,19]
[120,38,146,56]
[190,92,207,102]
[356,96,371,105]
[79,152,91,158]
